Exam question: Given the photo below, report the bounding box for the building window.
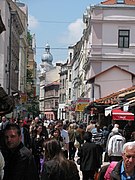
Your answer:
[118,30,130,48]
[69,73,71,82]
[55,100,58,107]
[62,79,64,89]
[69,53,72,61]
[69,88,71,99]
[117,0,124,3]
[60,94,62,103]
[62,94,65,103]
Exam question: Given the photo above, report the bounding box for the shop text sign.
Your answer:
[75,98,90,112]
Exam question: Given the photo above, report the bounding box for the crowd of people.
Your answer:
[0,116,134,180]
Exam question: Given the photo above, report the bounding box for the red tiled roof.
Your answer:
[101,0,135,5]
[94,86,135,105]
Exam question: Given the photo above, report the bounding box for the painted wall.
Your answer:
[46,66,60,85]
[90,6,135,75]
[94,67,133,98]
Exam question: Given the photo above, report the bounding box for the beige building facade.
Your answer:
[0,0,28,96]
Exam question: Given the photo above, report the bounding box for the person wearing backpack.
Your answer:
[107,130,126,162]
[98,142,135,180]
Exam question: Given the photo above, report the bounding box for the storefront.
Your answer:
[85,86,135,127]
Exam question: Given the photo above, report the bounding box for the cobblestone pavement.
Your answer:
[74,151,82,180]
[75,157,82,180]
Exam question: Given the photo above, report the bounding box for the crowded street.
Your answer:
[0,116,135,180]
[0,0,135,180]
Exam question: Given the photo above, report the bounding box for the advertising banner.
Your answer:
[75,98,90,112]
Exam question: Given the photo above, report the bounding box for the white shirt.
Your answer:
[61,129,69,151]
[61,129,69,144]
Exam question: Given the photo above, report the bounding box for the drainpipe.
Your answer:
[8,8,13,95]
[8,5,16,95]
[91,83,94,101]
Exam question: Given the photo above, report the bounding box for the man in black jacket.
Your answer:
[2,123,39,180]
[78,131,102,180]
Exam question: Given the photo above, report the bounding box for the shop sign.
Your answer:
[20,93,27,103]
[75,98,90,112]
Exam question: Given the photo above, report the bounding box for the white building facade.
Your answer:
[84,1,135,99]
[68,0,135,121]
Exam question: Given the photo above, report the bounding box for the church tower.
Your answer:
[38,43,54,115]
[40,43,53,73]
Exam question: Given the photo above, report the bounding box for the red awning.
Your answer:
[112,109,134,121]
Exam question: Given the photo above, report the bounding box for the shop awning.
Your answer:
[105,104,119,116]
[112,109,134,121]
[123,99,135,111]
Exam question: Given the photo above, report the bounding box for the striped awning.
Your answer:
[112,109,134,121]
